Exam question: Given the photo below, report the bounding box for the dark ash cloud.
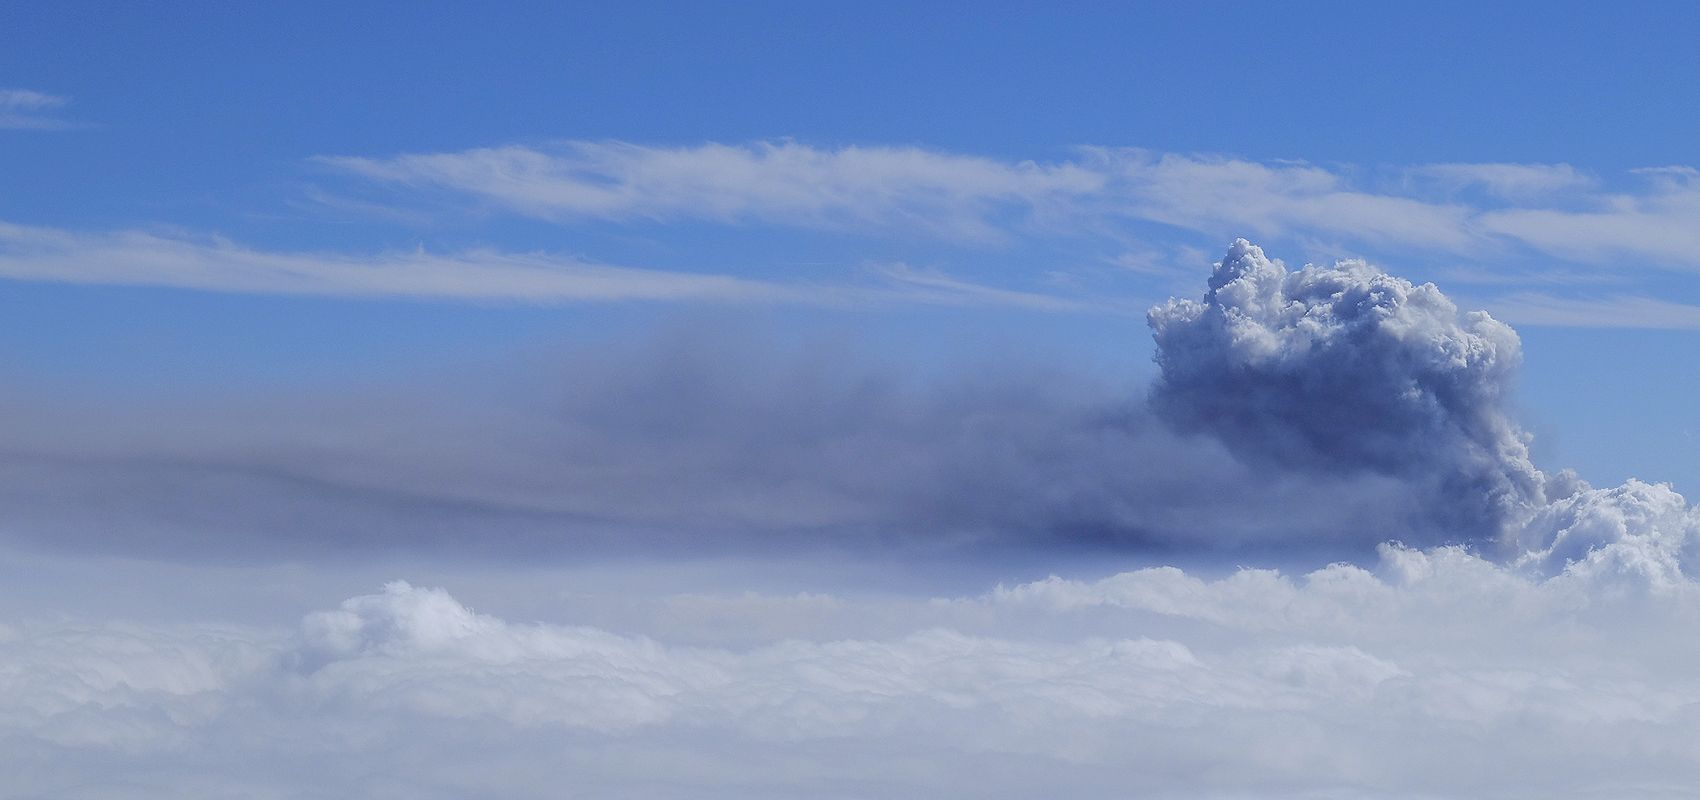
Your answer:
[1148,239,1549,543]
[0,329,1433,562]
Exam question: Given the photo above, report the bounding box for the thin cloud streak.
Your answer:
[0,88,77,130]
[1406,162,1596,198]
[1488,293,1700,330]
[0,221,1100,311]
[323,140,1700,270]
[317,141,1106,243]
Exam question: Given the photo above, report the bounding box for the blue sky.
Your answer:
[10,7,1700,796]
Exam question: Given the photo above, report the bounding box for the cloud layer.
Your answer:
[12,548,1700,799]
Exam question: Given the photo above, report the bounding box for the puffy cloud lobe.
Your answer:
[11,561,1700,798]
[1149,240,1547,542]
[1514,479,1700,589]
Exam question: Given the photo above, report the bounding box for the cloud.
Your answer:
[4,240,1694,567]
[1487,292,1700,330]
[9,239,1700,795]
[1138,242,1700,579]
[1513,479,1700,588]
[1084,149,1481,252]
[1476,167,1700,267]
[0,327,1436,560]
[1408,162,1596,199]
[1148,240,1547,542]
[0,221,1092,310]
[0,88,75,130]
[319,140,1700,271]
[318,141,1107,243]
[12,554,1700,798]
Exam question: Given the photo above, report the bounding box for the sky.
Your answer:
[5,3,1700,798]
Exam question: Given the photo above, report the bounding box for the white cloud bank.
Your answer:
[11,547,1700,799]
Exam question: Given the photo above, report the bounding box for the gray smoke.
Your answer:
[0,328,1437,562]
[1148,240,1549,543]
[5,241,1696,572]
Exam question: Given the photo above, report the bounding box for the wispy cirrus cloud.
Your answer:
[317,141,1106,243]
[1486,292,1700,330]
[320,140,1700,271]
[0,221,1096,311]
[0,88,78,130]
[1406,161,1596,199]
[1476,167,1700,266]
[1083,148,1481,251]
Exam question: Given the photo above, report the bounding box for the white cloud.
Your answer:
[1487,292,1700,330]
[1409,162,1596,198]
[1476,171,1700,267]
[0,88,75,130]
[323,140,1700,272]
[0,221,1094,310]
[13,551,1700,798]
[1085,148,1481,252]
[319,141,1106,243]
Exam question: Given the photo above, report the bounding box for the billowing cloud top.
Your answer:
[1144,241,1700,584]
[1149,240,1547,542]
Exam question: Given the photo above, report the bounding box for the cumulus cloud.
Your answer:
[1141,241,1700,579]
[11,555,1700,798]
[1514,479,1700,588]
[1148,240,1547,542]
